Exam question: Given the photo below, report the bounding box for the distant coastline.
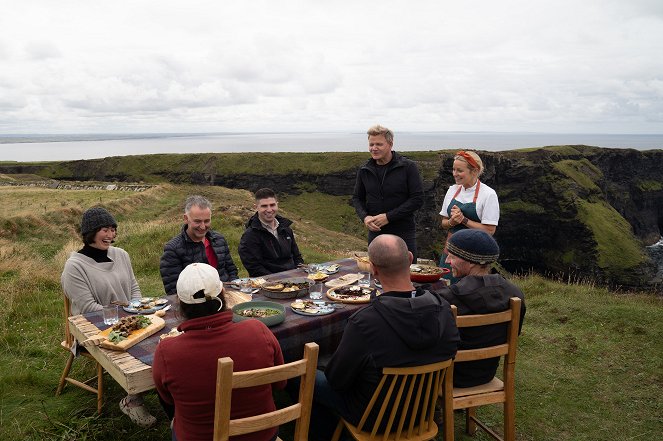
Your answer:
[1,131,662,162]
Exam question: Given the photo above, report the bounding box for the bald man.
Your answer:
[310,234,459,440]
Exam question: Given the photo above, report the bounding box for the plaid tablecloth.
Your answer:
[84,258,369,364]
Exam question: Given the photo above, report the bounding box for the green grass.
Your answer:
[636,179,663,192]
[552,159,603,192]
[500,200,546,215]
[576,200,648,273]
[1,184,662,440]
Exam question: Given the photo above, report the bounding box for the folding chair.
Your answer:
[213,342,319,441]
[55,294,104,413]
[332,358,453,441]
[441,297,522,441]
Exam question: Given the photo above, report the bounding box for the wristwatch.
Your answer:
[461,217,469,226]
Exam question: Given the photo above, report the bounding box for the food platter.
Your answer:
[83,314,165,351]
[324,273,363,289]
[317,264,340,274]
[326,286,377,304]
[260,277,312,299]
[306,272,329,282]
[232,301,286,327]
[352,252,372,272]
[290,299,335,316]
[410,264,449,283]
[228,277,267,291]
[123,297,169,314]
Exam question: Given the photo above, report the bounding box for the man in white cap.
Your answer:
[438,228,526,387]
[152,263,285,441]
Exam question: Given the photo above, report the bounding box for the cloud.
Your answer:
[0,0,661,134]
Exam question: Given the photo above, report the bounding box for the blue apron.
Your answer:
[440,181,482,284]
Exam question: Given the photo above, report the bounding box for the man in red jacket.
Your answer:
[153,263,285,441]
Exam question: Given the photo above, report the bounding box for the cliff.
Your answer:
[2,146,661,289]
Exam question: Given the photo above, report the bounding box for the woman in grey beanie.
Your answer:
[61,207,157,427]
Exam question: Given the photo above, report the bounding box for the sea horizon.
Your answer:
[1,131,662,162]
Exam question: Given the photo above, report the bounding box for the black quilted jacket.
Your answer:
[159,225,238,294]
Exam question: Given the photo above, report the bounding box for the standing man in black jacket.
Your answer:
[351,124,424,259]
[159,195,238,294]
[238,188,304,277]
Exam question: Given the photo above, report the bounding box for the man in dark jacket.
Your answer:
[238,188,304,277]
[159,195,238,294]
[436,229,526,387]
[351,124,424,259]
[311,234,459,440]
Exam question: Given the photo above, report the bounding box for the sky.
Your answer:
[1,0,662,135]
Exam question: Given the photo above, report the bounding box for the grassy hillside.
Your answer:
[0,184,661,440]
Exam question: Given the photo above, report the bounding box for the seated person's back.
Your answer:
[153,263,285,441]
[437,229,526,387]
[311,234,459,440]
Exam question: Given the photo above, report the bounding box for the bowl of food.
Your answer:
[232,301,286,327]
[260,278,312,299]
[409,264,449,283]
[352,252,372,272]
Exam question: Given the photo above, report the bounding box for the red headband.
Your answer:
[455,151,480,170]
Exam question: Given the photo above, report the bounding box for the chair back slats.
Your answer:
[63,295,73,346]
[232,359,307,388]
[213,342,319,441]
[230,404,301,436]
[354,358,452,441]
[454,344,509,362]
[454,309,512,327]
[442,297,523,441]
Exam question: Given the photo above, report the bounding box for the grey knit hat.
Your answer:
[446,229,499,264]
[80,207,117,235]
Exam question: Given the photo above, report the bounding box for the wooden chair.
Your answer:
[441,297,522,441]
[55,294,104,413]
[331,358,453,441]
[213,342,319,441]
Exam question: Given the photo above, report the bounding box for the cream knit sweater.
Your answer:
[61,246,142,315]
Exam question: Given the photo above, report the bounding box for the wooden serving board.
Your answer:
[93,315,165,351]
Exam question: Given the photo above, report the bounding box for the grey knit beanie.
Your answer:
[446,229,499,264]
[80,207,117,235]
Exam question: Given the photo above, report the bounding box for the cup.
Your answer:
[309,282,323,300]
[103,305,119,326]
[358,271,371,288]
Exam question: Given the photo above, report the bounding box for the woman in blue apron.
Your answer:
[439,151,500,283]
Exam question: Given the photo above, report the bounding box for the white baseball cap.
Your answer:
[176,263,223,306]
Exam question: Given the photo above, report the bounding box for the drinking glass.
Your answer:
[103,305,119,326]
[309,282,323,300]
[358,271,371,288]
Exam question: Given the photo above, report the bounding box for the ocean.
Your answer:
[1,132,662,162]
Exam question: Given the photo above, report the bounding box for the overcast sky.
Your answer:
[1,0,662,135]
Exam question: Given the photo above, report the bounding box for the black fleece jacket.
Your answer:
[325,288,459,427]
[437,274,526,387]
[351,151,424,235]
[238,213,303,277]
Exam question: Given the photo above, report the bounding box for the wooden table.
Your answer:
[67,258,369,394]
